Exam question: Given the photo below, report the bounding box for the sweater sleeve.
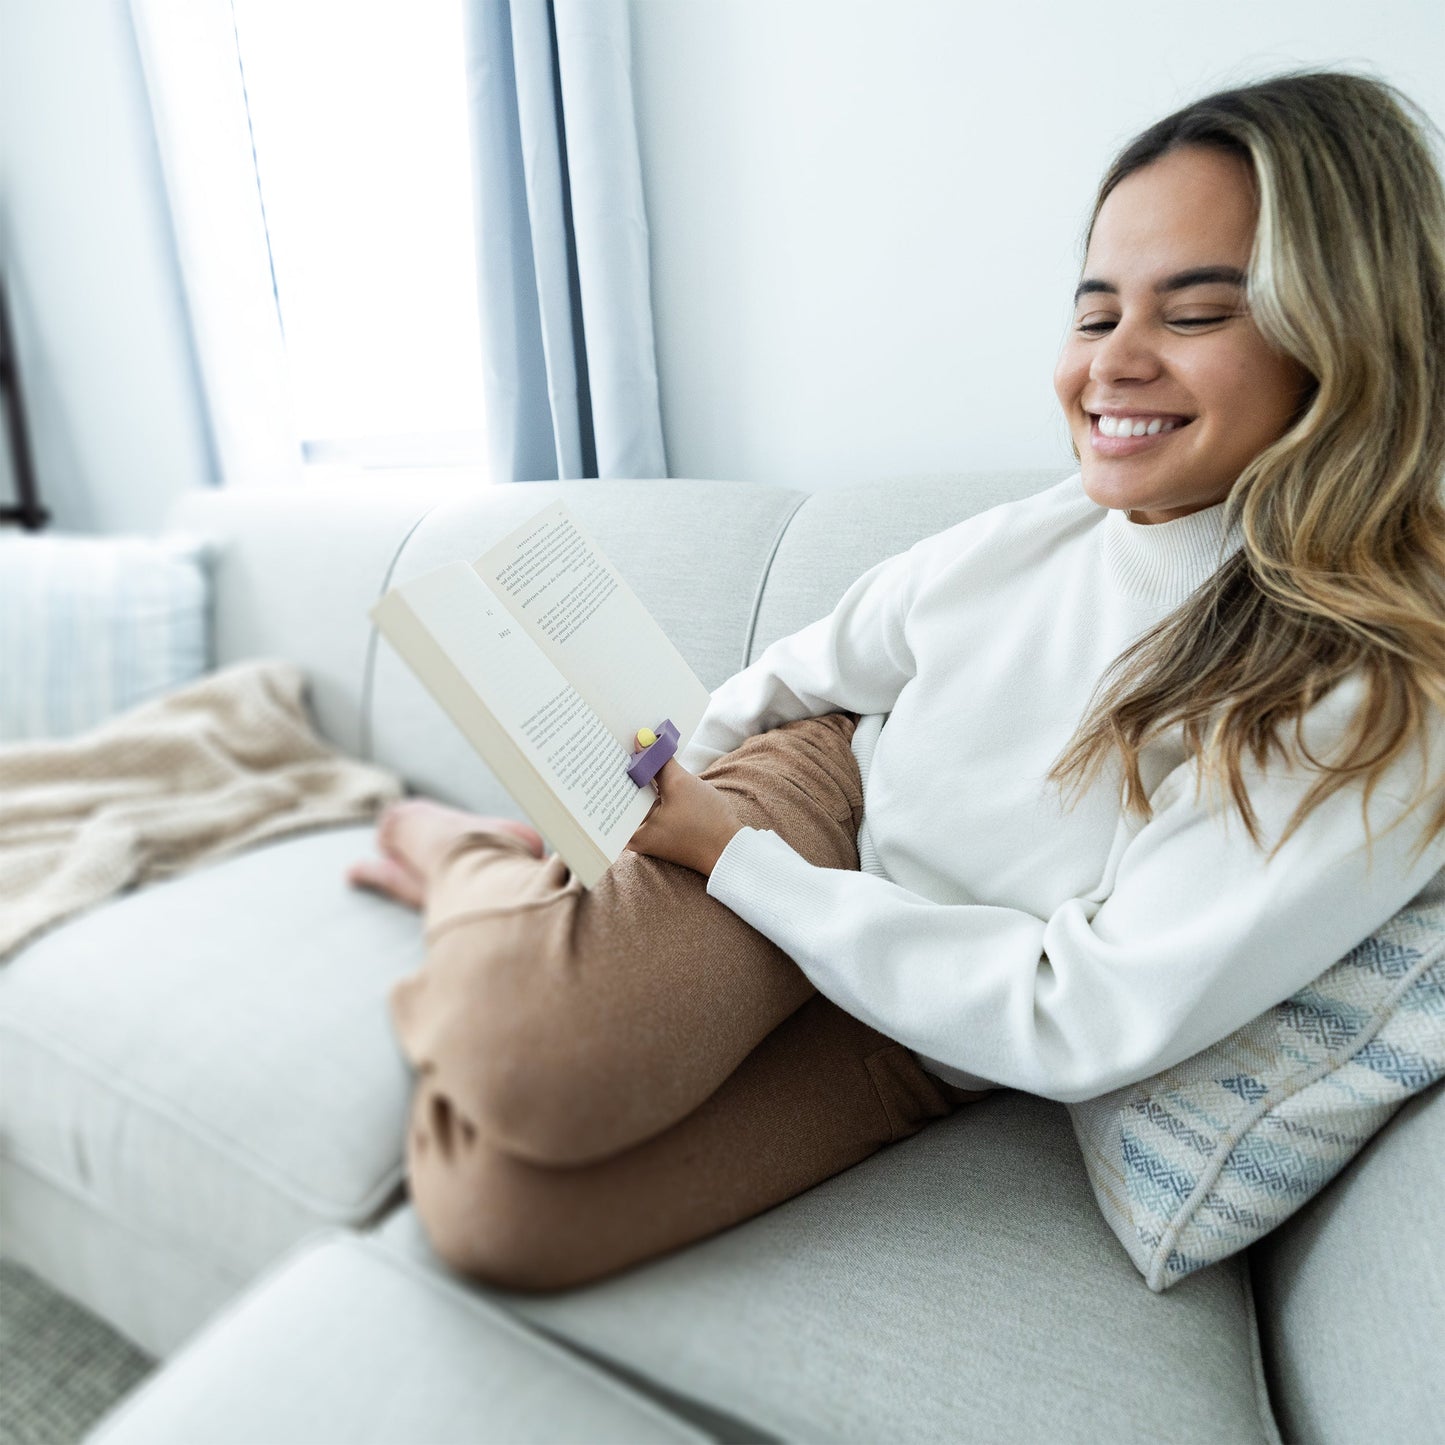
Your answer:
[705,719,1445,1103]
[676,545,919,775]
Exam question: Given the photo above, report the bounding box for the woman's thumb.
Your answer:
[632,728,663,798]
[631,727,682,796]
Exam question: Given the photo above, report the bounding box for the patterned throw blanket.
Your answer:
[0,659,403,960]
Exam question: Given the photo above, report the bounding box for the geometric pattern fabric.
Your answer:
[1069,871,1445,1289]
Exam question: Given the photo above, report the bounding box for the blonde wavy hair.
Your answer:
[1047,70,1445,867]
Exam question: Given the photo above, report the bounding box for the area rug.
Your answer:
[0,1260,155,1445]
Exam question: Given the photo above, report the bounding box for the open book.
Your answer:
[369,501,713,888]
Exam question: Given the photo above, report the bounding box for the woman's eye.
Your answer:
[1073,314,1232,335]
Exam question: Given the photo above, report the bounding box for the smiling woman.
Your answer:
[1048,71,1445,858]
[349,69,1445,1299]
[1055,147,1311,525]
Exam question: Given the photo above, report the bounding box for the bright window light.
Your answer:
[231,0,486,465]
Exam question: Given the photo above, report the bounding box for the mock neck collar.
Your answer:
[1100,497,1244,605]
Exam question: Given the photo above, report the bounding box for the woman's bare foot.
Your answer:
[346,799,545,908]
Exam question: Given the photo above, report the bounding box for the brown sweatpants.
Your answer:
[387,711,986,1293]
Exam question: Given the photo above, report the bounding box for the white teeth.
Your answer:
[1095,414,1182,438]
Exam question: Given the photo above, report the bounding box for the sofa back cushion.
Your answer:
[749,470,1068,658]
[1250,1081,1445,1443]
[365,479,806,815]
[164,479,464,758]
[160,470,1064,795]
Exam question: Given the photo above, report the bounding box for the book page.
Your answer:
[477,502,713,751]
[381,563,653,853]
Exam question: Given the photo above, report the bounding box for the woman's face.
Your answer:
[1053,144,1310,525]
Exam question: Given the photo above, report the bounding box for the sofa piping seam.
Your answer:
[741,492,811,671]
[360,498,448,765]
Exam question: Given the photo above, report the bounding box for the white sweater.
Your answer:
[677,473,1445,1102]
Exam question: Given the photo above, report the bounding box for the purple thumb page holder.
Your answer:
[625,718,680,787]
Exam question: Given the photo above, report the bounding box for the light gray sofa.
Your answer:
[2,472,1440,1444]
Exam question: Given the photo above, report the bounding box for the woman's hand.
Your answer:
[624,734,746,877]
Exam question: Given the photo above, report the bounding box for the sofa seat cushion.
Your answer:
[374,1090,1283,1445]
[0,825,419,1288]
[86,1230,709,1445]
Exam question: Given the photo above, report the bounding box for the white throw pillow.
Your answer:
[0,531,213,741]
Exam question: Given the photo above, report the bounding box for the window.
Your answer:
[231,0,486,468]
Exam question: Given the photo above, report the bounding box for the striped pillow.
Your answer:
[0,532,213,742]
[1068,867,1445,1290]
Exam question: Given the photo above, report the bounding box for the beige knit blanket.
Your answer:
[0,659,403,961]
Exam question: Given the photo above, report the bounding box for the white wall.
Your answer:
[0,0,214,534]
[1,1,1441,531]
[629,0,1445,490]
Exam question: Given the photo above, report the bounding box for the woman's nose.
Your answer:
[1089,315,1161,386]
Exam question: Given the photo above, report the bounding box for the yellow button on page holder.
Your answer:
[625,719,680,788]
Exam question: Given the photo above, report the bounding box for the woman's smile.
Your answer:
[1088,411,1195,457]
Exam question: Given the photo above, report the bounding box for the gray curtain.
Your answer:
[465,0,667,482]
